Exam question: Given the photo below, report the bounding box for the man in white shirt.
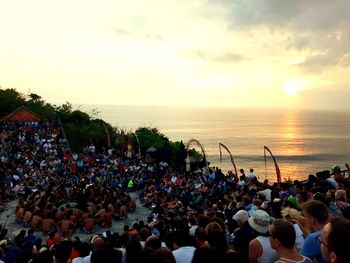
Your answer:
[248,168,257,180]
[172,230,196,263]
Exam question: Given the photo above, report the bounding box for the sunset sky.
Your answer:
[0,0,349,110]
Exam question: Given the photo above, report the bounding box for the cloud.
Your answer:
[221,0,300,28]
[113,27,163,41]
[213,52,244,62]
[215,0,350,30]
[297,30,350,72]
[193,50,245,63]
[113,28,138,38]
[208,0,350,72]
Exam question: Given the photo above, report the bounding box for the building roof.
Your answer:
[2,106,43,121]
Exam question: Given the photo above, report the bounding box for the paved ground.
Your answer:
[0,191,150,243]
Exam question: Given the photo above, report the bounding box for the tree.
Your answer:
[131,127,168,154]
[0,88,26,116]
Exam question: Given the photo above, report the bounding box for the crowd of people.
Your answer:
[1,119,350,263]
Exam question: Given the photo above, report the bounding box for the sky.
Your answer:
[0,0,349,110]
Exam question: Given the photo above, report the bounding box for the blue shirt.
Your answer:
[301,230,324,263]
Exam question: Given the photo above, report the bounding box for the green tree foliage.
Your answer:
[0,88,26,116]
[132,127,169,153]
[130,127,189,168]
[0,88,115,150]
[55,102,73,123]
[63,120,107,150]
[0,88,197,167]
[26,93,55,118]
[169,140,187,169]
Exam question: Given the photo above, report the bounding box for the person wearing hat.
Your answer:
[232,210,256,257]
[332,165,344,185]
[232,210,255,255]
[248,210,279,263]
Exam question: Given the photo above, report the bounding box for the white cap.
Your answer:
[232,210,249,224]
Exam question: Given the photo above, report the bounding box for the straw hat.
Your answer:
[281,207,301,220]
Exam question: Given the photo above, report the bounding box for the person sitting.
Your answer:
[269,219,312,263]
[31,211,43,232]
[42,213,58,235]
[101,207,113,228]
[172,230,196,263]
[15,199,25,223]
[301,200,329,263]
[46,232,61,249]
[22,209,33,227]
[232,210,255,256]
[59,215,74,237]
[281,207,308,251]
[82,214,95,234]
[248,210,279,263]
[319,217,350,263]
[54,240,73,263]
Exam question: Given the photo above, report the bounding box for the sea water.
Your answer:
[78,105,350,182]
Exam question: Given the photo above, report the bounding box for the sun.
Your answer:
[283,80,304,97]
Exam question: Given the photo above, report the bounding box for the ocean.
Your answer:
[78,105,350,182]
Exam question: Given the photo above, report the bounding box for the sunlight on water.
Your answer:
[78,105,350,182]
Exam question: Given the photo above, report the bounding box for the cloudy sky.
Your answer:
[0,0,349,110]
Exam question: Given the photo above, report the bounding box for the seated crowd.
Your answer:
[1,120,350,263]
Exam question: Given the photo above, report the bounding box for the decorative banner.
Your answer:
[219,143,238,176]
[264,146,281,183]
[185,139,207,170]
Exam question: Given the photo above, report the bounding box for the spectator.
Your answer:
[153,247,176,263]
[192,247,221,263]
[54,240,73,263]
[281,207,307,251]
[269,219,312,263]
[171,230,196,263]
[320,217,350,263]
[248,210,279,263]
[232,210,255,256]
[301,200,329,263]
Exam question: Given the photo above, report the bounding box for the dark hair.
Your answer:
[91,247,122,263]
[32,250,53,263]
[223,251,249,263]
[54,240,73,263]
[145,236,161,250]
[195,227,206,241]
[78,242,91,258]
[206,231,228,254]
[192,247,222,263]
[342,206,350,220]
[172,230,190,247]
[270,219,295,249]
[153,247,176,263]
[298,192,308,203]
[139,228,150,241]
[313,192,327,205]
[302,200,328,224]
[327,218,350,263]
[126,239,142,263]
[197,215,210,228]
